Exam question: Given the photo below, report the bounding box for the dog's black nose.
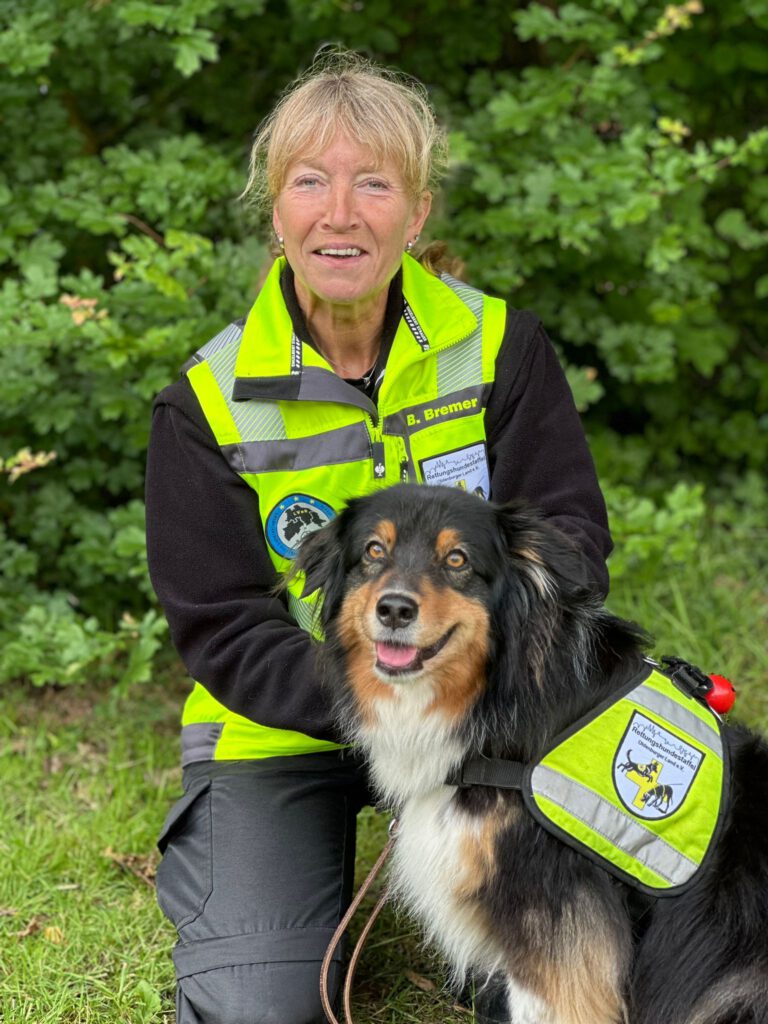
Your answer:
[376,592,418,630]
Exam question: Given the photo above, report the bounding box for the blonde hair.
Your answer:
[242,50,448,211]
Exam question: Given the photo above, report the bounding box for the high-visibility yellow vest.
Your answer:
[179,254,507,763]
[524,666,728,895]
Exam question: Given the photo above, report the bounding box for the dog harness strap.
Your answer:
[450,757,526,790]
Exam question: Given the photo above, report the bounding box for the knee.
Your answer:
[177,960,342,1024]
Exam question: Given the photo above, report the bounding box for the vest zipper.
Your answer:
[396,435,413,483]
[367,415,386,481]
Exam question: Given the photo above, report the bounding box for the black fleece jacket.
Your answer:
[145,271,612,743]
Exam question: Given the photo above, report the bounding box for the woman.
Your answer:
[146,52,612,1024]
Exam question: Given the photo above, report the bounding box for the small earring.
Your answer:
[405,234,420,252]
[275,234,284,251]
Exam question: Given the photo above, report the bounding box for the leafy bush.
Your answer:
[1,1,765,685]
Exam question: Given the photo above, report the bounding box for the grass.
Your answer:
[0,524,766,1023]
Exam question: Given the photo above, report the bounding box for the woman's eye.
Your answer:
[446,549,468,569]
[365,541,387,561]
[363,179,389,191]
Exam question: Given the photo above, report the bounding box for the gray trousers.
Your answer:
[156,752,372,1024]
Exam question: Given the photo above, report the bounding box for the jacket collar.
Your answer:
[232,254,478,402]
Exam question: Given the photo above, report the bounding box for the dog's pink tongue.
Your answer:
[376,642,418,668]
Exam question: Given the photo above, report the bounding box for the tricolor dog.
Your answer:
[295,484,768,1024]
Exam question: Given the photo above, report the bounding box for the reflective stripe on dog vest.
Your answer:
[522,666,728,895]
[177,254,507,763]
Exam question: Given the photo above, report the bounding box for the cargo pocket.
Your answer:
[156,779,213,931]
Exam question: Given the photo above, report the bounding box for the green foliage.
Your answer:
[603,481,706,581]
[0,0,765,686]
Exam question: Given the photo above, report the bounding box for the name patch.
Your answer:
[406,397,478,427]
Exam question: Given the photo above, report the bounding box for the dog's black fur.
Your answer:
[296,484,768,1024]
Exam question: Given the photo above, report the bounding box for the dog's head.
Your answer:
[293,485,605,752]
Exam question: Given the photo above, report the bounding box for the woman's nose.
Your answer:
[322,184,359,231]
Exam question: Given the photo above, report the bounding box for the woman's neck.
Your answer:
[294,278,387,378]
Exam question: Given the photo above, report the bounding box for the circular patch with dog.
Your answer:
[266,494,335,560]
[613,711,705,820]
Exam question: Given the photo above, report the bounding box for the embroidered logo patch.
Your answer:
[419,442,490,500]
[613,711,704,820]
[266,494,335,560]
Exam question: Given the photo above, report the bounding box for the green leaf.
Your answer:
[172,30,219,77]
[715,209,768,250]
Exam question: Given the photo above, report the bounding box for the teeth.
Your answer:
[317,247,362,257]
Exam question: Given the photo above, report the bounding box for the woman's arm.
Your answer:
[485,309,612,595]
[145,378,339,739]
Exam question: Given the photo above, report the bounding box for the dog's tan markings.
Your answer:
[514,547,554,602]
[453,797,516,904]
[510,900,629,1024]
[435,527,463,560]
[374,518,397,551]
[516,547,544,565]
[414,581,489,723]
[337,584,393,724]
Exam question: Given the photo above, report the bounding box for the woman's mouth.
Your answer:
[313,247,366,263]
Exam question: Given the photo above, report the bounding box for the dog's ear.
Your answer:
[290,515,346,609]
[493,503,594,601]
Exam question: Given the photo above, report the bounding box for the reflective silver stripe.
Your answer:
[221,421,371,474]
[288,592,317,633]
[438,276,487,391]
[441,272,484,319]
[207,329,288,441]
[437,334,484,393]
[183,322,244,374]
[382,384,486,436]
[437,274,484,392]
[633,681,722,757]
[181,722,224,766]
[197,322,244,362]
[532,764,699,886]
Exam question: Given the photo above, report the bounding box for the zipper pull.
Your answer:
[400,460,409,483]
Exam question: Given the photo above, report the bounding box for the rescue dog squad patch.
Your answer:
[419,442,490,500]
[266,494,335,560]
[613,711,705,820]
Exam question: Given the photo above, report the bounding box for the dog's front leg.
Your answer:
[494,905,631,1024]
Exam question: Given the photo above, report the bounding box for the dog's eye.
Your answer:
[445,549,468,569]
[365,540,387,561]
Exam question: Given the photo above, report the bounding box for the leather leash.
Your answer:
[320,819,399,1024]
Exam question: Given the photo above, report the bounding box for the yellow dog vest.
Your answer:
[452,664,729,896]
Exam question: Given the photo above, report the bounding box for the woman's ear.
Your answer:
[409,190,432,241]
[272,204,283,241]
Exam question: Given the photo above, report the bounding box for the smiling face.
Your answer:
[272,133,431,311]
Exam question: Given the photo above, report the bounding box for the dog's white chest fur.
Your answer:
[363,683,465,803]
[359,686,502,982]
[390,787,504,983]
